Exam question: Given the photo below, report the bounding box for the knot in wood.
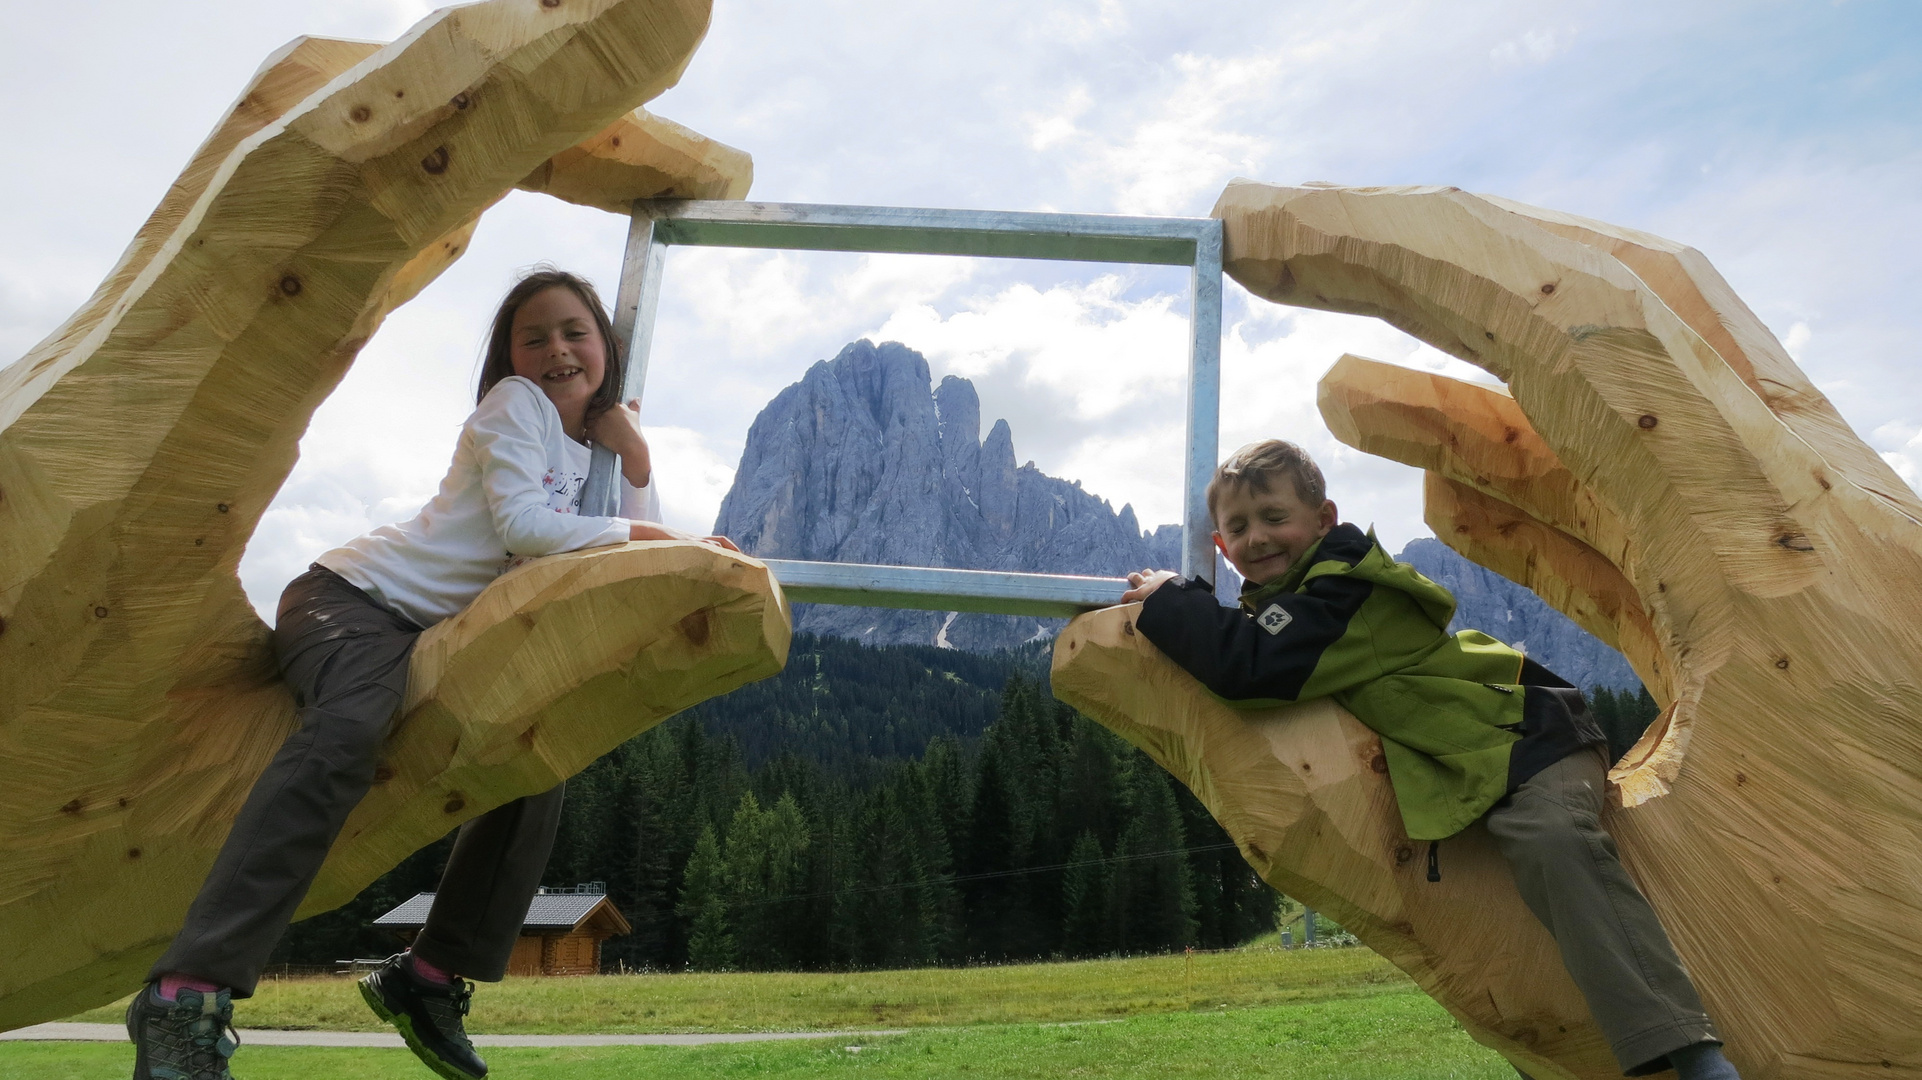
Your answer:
[1638,414,1658,429]
[217,503,230,513]
[372,765,395,783]
[1775,533,1815,552]
[126,848,141,860]
[1394,844,1414,865]
[93,606,109,618]
[540,0,562,7]
[1369,754,1389,774]
[1539,282,1556,295]
[678,608,710,647]
[1775,658,1790,670]
[349,105,371,123]
[450,92,471,110]
[443,796,465,814]
[60,799,83,815]
[421,146,450,174]
[278,274,302,296]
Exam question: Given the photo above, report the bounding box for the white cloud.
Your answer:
[1783,320,1813,360]
[1026,86,1093,152]
[1060,51,1286,216]
[646,426,739,535]
[1491,28,1576,66]
[1873,420,1922,493]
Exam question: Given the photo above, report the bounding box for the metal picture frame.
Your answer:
[596,199,1224,615]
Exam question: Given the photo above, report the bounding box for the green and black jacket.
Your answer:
[1136,523,1601,841]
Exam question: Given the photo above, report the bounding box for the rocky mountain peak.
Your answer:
[714,340,1180,649]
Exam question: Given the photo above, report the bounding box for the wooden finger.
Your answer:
[519,107,753,210]
[1319,352,1630,569]
[1482,196,1922,527]
[1423,474,1666,705]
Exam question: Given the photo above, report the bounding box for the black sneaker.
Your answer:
[358,953,487,1079]
[125,984,240,1080]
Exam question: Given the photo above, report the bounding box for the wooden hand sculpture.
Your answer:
[0,0,788,1031]
[1053,180,1922,1079]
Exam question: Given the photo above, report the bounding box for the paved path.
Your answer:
[2,1022,906,1048]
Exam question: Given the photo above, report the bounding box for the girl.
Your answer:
[128,269,736,1080]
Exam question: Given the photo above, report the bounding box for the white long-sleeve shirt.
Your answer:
[318,375,661,628]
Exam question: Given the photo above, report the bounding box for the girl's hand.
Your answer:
[590,398,652,487]
[628,521,695,543]
[1121,569,1179,603]
[625,525,742,555]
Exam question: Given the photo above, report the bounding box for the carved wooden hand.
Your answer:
[0,0,787,1031]
[1054,180,1922,1079]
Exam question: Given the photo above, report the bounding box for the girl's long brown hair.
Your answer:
[476,268,625,424]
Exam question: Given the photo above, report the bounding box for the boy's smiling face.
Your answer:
[1211,480,1338,586]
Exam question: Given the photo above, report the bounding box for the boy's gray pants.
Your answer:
[150,566,564,996]
[1486,745,1720,1075]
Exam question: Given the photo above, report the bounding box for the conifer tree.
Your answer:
[1060,830,1114,957]
[679,824,734,971]
[962,744,1023,959]
[1112,755,1196,953]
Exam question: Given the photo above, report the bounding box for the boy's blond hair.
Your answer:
[1205,440,1327,523]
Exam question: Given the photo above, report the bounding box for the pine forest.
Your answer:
[271,634,1658,972]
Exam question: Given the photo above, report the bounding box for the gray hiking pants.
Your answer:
[151,565,564,995]
[1486,745,1720,1075]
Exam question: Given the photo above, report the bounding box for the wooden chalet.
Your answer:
[373,883,631,976]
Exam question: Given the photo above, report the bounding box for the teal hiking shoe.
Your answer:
[358,952,487,1079]
[125,984,239,1080]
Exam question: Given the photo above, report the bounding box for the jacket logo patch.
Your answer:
[1257,603,1293,635]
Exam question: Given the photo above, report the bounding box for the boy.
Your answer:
[1120,439,1738,1080]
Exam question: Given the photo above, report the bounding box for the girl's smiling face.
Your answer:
[508,285,607,431]
[1211,480,1338,586]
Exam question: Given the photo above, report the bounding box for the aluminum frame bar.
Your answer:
[613,198,1224,619]
[644,200,1214,265]
[762,561,1129,618]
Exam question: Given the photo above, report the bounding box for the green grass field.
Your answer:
[65,946,1409,1034]
[15,948,1515,1078]
[12,992,1510,1079]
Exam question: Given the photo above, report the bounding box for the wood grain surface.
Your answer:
[1054,180,1922,1079]
[0,0,770,1030]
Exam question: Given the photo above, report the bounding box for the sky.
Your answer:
[4,0,1919,619]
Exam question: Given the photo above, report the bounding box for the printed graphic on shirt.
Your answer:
[1257,603,1294,635]
[540,466,587,514]
[504,463,592,573]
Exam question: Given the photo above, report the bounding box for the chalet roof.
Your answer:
[373,888,629,934]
